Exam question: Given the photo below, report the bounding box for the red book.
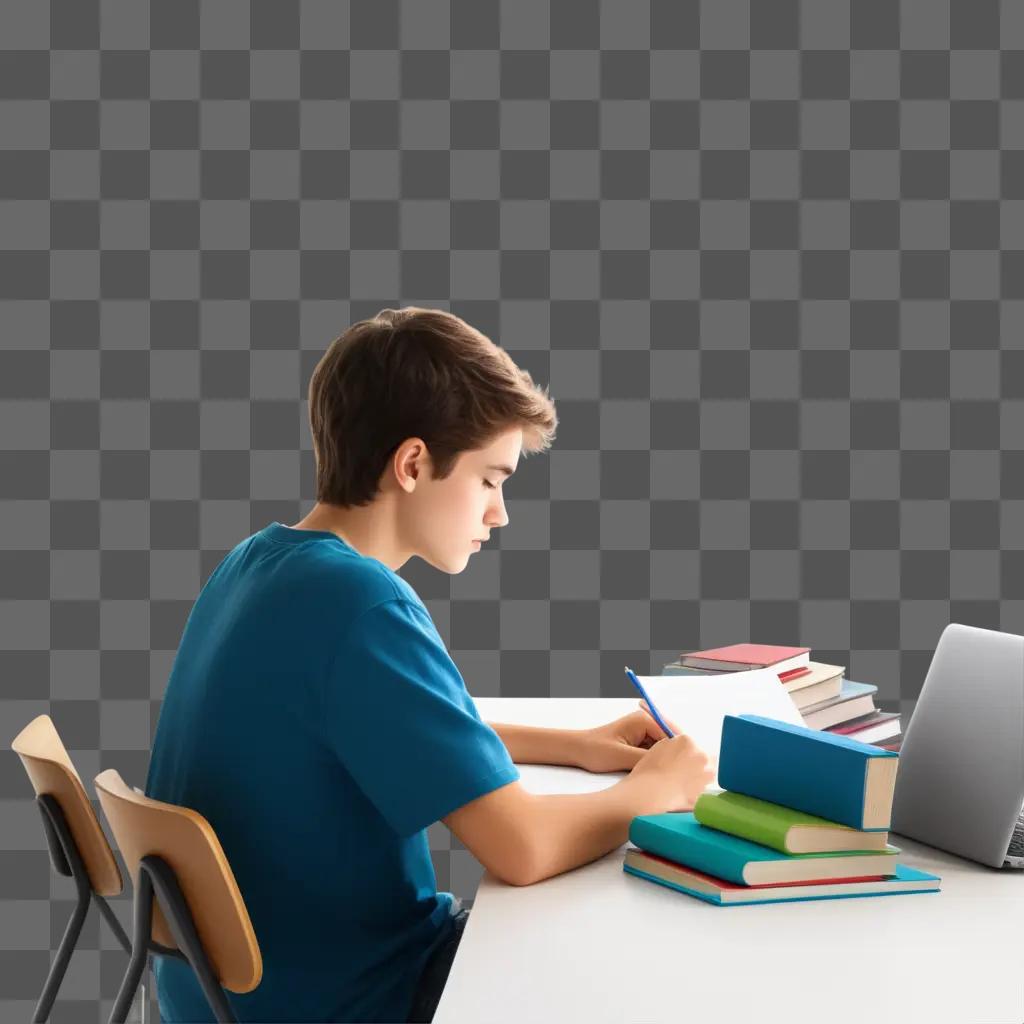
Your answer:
[637,850,888,890]
[829,710,900,736]
[778,666,811,683]
[679,643,811,675]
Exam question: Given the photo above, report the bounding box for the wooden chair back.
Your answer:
[11,714,122,897]
[93,768,262,993]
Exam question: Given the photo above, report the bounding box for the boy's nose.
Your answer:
[487,504,509,529]
[488,492,509,528]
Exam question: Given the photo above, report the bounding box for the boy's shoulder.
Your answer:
[348,556,422,611]
[305,543,425,617]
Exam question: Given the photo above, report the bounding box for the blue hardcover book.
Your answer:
[628,812,900,885]
[718,714,899,831]
[622,855,941,907]
[801,678,876,710]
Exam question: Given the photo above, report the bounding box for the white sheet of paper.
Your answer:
[515,762,627,795]
[498,669,804,794]
[635,667,805,788]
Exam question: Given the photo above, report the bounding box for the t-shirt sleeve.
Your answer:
[321,596,520,838]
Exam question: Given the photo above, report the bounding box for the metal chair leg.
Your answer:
[93,892,132,954]
[32,878,90,1023]
[109,870,154,1024]
[34,794,120,1023]
[111,856,237,1024]
[144,857,236,1024]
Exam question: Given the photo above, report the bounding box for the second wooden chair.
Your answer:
[93,769,262,1024]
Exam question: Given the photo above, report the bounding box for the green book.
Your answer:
[693,791,892,855]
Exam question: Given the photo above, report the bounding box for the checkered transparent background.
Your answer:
[2,0,1024,1019]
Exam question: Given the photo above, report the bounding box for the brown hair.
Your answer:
[307,307,558,507]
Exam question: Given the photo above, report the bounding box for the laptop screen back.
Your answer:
[891,623,1024,868]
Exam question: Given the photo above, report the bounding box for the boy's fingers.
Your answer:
[637,700,681,737]
[636,702,665,737]
[637,700,656,727]
[624,745,648,768]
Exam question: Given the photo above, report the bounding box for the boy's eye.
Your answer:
[483,479,497,489]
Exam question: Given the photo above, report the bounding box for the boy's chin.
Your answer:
[420,551,471,575]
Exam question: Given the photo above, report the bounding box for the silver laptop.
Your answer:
[891,623,1024,869]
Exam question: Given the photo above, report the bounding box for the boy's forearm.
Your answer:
[484,721,656,885]
[486,721,587,769]
[518,777,652,885]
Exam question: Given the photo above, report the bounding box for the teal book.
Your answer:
[623,851,941,906]
[718,713,899,830]
[629,812,900,885]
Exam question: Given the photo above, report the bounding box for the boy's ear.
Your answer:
[393,437,429,492]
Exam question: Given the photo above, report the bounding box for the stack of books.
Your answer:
[663,643,901,748]
[622,714,940,906]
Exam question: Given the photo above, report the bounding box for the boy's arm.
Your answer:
[442,775,658,886]
[485,721,587,769]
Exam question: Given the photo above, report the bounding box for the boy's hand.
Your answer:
[574,701,683,773]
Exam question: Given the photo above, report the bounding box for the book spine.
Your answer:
[628,817,750,884]
[693,795,793,854]
[623,864,939,906]
[718,717,883,830]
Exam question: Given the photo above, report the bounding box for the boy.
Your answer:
[145,307,713,1023]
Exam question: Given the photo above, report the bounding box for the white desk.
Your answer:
[435,698,1024,1024]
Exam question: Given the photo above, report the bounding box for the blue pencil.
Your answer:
[624,666,676,739]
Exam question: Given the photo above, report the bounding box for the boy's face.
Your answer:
[401,426,522,575]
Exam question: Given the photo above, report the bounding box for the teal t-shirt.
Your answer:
[145,522,520,1023]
